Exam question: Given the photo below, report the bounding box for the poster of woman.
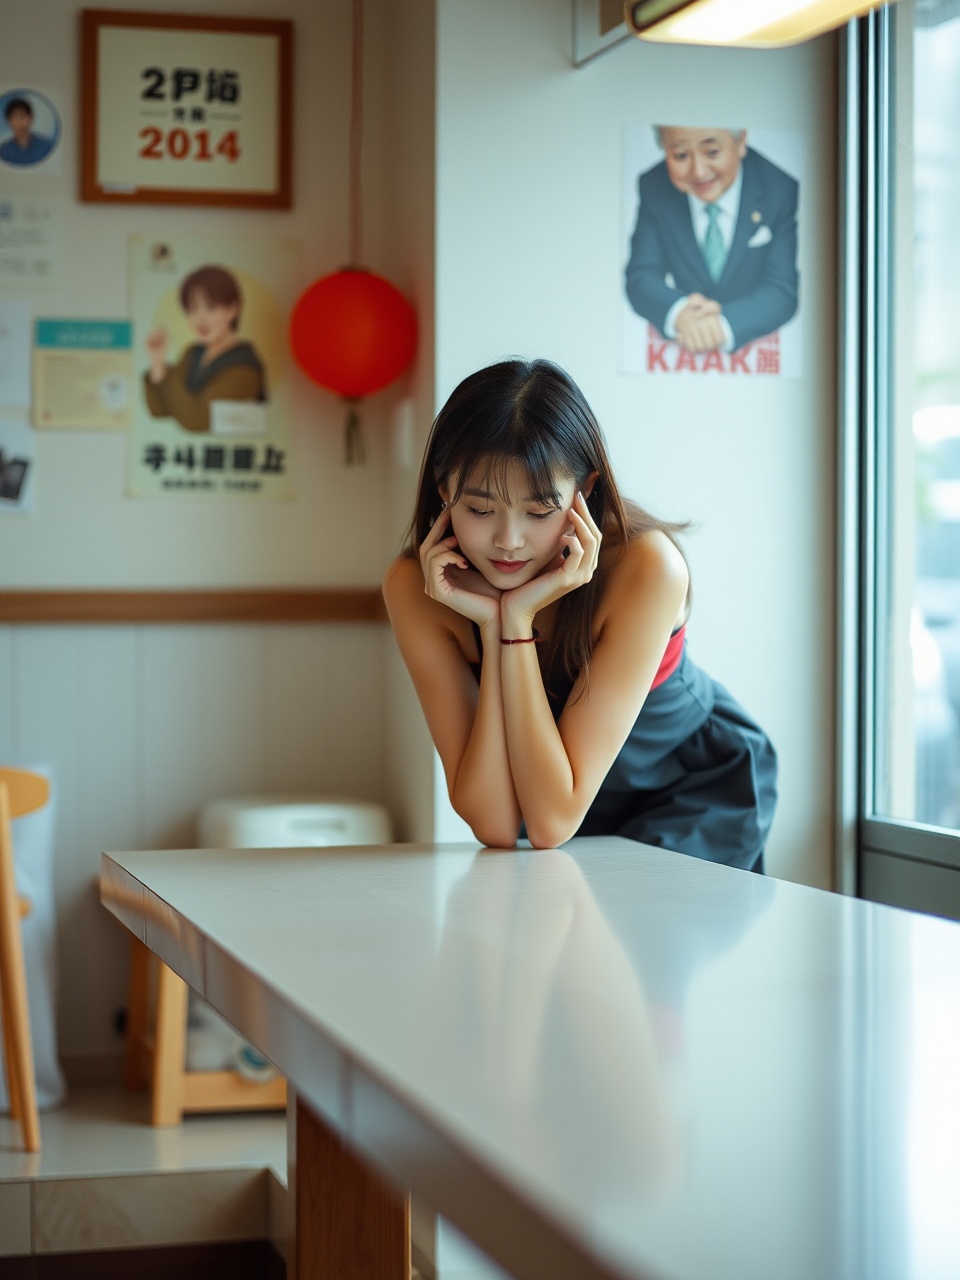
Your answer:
[129,235,297,499]
[144,264,268,435]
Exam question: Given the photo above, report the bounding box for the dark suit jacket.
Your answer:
[624,147,799,352]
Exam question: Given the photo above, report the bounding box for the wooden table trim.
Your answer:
[0,590,388,625]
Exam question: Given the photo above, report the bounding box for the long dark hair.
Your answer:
[406,358,688,688]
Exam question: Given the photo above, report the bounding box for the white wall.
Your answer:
[0,0,402,1076]
[433,0,838,886]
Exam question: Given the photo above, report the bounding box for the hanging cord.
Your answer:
[345,0,366,463]
[348,0,363,268]
[344,399,366,466]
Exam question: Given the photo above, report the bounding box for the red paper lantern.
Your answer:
[289,268,417,400]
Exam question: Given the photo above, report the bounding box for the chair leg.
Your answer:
[1,991,22,1121]
[124,937,151,1092]
[0,895,40,1152]
[151,961,188,1126]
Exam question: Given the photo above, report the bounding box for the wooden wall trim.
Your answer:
[0,590,388,625]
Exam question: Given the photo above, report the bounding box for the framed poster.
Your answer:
[80,9,292,208]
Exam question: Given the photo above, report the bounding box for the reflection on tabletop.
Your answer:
[419,847,774,1211]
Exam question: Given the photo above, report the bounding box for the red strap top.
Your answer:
[651,623,686,690]
[468,621,686,695]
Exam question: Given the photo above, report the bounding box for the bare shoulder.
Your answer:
[382,552,433,627]
[382,551,422,603]
[599,527,686,637]
[382,551,475,656]
[612,529,688,592]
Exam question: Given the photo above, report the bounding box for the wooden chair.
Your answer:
[124,938,286,1125]
[0,767,49,1153]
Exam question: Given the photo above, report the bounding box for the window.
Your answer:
[844,0,960,920]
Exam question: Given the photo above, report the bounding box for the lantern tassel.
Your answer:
[344,400,365,466]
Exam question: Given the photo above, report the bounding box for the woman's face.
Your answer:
[443,458,578,589]
[185,292,238,345]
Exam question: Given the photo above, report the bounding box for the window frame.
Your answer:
[841,4,960,921]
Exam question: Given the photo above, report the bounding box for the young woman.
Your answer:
[144,265,267,434]
[383,358,776,871]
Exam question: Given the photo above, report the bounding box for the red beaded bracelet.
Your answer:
[501,629,542,645]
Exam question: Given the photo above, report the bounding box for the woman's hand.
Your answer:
[501,491,601,632]
[145,328,168,383]
[420,508,502,629]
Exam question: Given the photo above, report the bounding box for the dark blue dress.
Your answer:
[474,627,777,873]
[568,645,776,873]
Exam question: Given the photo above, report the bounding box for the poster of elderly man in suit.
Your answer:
[621,125,803,378]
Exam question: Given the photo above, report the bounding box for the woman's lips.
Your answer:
[490,559,528,574]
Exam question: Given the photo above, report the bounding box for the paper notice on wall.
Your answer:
[0,417,36,513]
[33,319,134,430]
[0,195,64,290]
[0,298,31,409]
[128,234,297,499]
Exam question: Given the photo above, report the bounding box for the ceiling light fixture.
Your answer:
[623,0,894,48]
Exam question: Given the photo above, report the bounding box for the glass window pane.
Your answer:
[875,0,960,830]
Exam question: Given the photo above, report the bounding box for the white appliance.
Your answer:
[197,796,393,850]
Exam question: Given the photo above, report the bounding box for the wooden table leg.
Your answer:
[296,1097,411,1280]
[124,936,151,1091]
[151,961,187,1126]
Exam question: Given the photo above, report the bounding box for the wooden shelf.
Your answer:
[0,590,387,625]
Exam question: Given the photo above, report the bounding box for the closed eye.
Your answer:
[466,505,493,517]
[528,509,556,521]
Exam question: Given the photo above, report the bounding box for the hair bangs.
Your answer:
[449,454,565,513]
[439,397,580,512]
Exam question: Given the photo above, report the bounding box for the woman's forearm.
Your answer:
[499,643,582,848]
[450,621,523,847]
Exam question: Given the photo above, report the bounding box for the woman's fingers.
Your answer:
[559,532,590,581]
[568,507,600,573]
[424,543,468,593]
[420,512,467,586]
[573,491,602,539]
[419,507,452,559]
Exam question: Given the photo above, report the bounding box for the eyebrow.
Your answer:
[462,486,558,504]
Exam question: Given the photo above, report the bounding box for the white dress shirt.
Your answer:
[664,167,743,353]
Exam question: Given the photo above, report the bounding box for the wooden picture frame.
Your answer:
[80,9,293,208]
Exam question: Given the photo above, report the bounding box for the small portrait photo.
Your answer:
[0,455,30,503]
[0,88,62,172]
[0,419,37,514]
[620,124,803,378]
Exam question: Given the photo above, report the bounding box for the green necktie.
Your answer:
[703,204,726,281]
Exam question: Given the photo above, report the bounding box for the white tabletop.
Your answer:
[101,838,960,1280]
